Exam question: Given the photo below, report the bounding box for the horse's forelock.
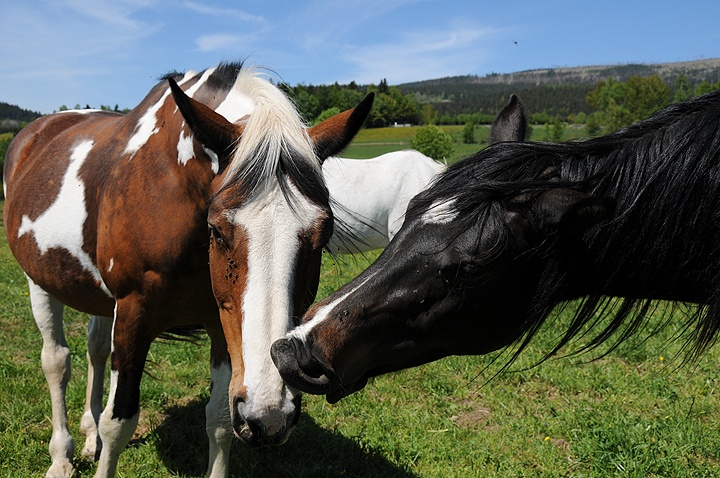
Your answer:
[218,69,322,205]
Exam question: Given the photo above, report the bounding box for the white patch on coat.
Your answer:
[125,70,207,158]
[56,109,104,114]
[203,147,220,174]
[215,87,254,123]
[323,150,445,253]
[177,130,194,166]
[18,140,112,298]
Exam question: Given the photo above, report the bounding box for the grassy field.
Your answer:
[3,127,720,476]
[341,124,588,162]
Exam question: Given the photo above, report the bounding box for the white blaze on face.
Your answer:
[287,271,376,344]
[18,140,111,297]
[231,180,322,433]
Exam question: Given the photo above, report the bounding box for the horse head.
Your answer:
[170,76,373,443]
[270,94,615,402]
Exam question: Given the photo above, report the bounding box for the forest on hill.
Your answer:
[0,102,42,133]
[396,58,720,123]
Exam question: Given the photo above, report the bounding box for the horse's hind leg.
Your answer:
[28,279,75,478]
[80,315,112,460]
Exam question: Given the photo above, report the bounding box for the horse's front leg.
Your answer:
[80,315,112,460]
[28,279,75,478]
[205,323,232,478]
[94,301,152,478]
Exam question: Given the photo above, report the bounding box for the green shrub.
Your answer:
[411,124,454,160]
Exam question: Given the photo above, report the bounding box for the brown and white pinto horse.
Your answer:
[4,62,372,478]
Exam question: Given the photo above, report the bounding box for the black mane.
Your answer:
[160,61,247,90]
[410,89,720,360]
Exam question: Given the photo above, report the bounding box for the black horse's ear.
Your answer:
[534,188,616,236]
[490,94,530,143]
[168,77,241,163]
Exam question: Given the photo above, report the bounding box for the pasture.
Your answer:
[2,127,720,476]
[341,123,587,162]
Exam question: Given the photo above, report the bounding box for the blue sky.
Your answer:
[3,0,720,114]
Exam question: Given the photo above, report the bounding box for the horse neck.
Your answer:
[553,135,720,304]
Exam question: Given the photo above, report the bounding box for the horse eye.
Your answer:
[208,223,225,245]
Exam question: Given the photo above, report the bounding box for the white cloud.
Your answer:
[61,0,160,30]
[183,1,266,24]
[1,0,164,112]
[339,24,505,84]
[194,33,262,53]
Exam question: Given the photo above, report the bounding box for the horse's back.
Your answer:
[324,150,444,252]
[5,111,122,187]
[4,110,124,316]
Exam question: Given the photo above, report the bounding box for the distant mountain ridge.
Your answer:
[398,58,720,119]
[400,58,720,88]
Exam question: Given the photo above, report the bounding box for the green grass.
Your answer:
[3,208,720,476]
[343,124,590,163]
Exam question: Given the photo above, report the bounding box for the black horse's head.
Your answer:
[271,170,614,401]
[271,94,613,402]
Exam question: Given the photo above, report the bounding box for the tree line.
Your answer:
[282,73,720,133]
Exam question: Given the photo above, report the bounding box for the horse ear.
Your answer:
[490,94,530,143]
[534,188,616,236]
[168,78,241,161]
[308,93,375,162]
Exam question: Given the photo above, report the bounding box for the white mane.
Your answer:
[221,69,318,190]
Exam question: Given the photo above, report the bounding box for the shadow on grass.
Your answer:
[152,397,418,478]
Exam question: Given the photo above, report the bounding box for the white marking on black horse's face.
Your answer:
[420,198,459,225]
[18,140,111,298]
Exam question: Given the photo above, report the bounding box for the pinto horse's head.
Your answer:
[170,74,373,444]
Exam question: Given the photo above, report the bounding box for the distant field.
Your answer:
[343,124,589,162]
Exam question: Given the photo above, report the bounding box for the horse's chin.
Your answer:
[326,376,368,404]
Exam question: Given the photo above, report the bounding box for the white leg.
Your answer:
[80,315,112,459]
[28,279,75,478]
[94,371,139,478]
[205,362,232,478]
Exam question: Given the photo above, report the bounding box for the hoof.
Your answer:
[46,460,74,478]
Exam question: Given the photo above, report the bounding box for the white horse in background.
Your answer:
[324,93,530,254]
[324,150,445,254]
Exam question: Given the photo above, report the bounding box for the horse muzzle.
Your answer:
[232,394,301,447]
[271,337,366,404]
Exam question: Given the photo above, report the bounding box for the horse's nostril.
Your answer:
[245,418,264,437]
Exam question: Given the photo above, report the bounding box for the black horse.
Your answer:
[272,89,720,404]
